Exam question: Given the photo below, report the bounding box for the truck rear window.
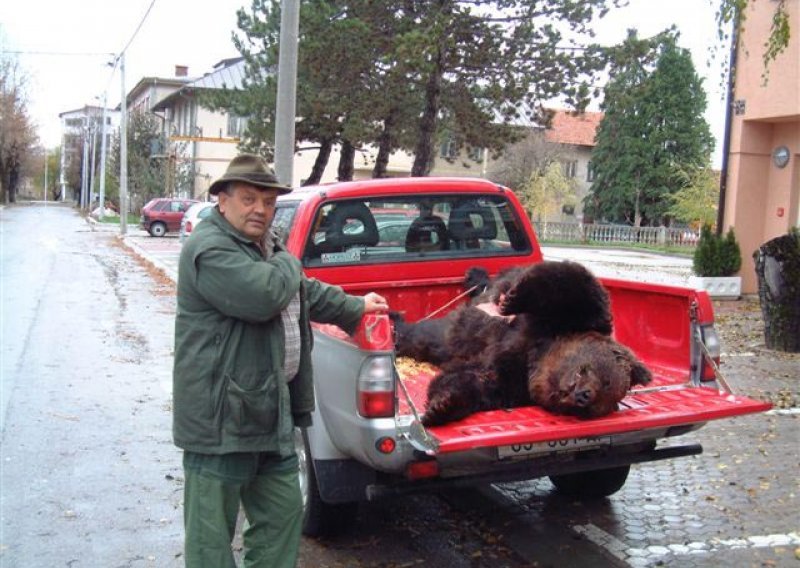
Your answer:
[301,194,531,267]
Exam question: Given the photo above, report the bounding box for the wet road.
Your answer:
[1,204,181,565]
[1,204,797,567]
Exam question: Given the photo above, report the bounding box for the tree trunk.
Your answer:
[753,231,800,352]
[337,140,355,181]
[303,138,333,186]
[412,51,443,177]
[372,109,397,179]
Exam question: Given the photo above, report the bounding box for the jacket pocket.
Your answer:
[225,371,279,437]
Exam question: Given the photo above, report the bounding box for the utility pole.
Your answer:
[89,120,98,211]
[273,0,299,187]
[98,92,108,222]
[81,121,89,209]
[44,150,48,204]
[119,52,128,235]
[59,116,68,202]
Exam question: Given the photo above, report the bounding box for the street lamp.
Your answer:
[43,148,48,203]
[119,51,128,235]
[95,93,109,221]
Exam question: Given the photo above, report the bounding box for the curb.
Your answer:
[122,237,178,283]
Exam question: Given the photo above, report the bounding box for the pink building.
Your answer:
[724,0,800,293]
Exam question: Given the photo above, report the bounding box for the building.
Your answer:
[543,110,603,220]
[723,0,799,293]
[151,58,247,198]
[58,105,120,203]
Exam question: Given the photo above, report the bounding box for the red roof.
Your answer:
[544,110,603,147]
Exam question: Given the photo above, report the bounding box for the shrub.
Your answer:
[693,225,741,277]
[720,228,742,275]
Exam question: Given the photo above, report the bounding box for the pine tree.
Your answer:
[206,0,614,182]
[586,30,713,226]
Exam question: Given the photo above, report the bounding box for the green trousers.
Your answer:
[183,451,303,568]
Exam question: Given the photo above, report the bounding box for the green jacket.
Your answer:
[173,207,364,455]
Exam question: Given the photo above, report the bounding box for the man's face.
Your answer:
[218,182,279,241]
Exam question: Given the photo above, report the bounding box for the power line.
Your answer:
[1,50,115,57]
[117,0,158,60]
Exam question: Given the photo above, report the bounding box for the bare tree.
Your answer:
[0,57,38,203]
[486,129,564,192]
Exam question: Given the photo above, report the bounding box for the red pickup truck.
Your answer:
[272,177,771,536]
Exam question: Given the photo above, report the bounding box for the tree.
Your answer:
[210,0,614,182]
[107,110,191,211]
[518,161,577,225]
[667,165,719,229]
[487,129,564,192]
[717,0,792,83]
[585,30,713,226]
[397,1,611,176]
[0,56,38,204]
[30,147,62,201]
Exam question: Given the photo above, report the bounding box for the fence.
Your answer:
[532,221,699,249]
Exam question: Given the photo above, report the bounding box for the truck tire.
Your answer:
[549,465,630,500]
[295,428,359,537]
[149,222,167,237]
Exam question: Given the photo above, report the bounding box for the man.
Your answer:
[172,154,388,567]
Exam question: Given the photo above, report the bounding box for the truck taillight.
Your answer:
[357,356,395,418]
[185,221,193,233]
[700,325,721,381]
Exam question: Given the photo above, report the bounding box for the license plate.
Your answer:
[497,436,612,458]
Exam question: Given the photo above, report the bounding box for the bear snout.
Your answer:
[574,388,594,407]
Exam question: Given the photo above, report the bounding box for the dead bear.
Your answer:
[527,331,652,419]
[419,261,651,426]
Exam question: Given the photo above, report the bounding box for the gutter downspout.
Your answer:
[716,9,740,236]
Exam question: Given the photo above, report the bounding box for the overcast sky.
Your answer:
[1,0,728,166]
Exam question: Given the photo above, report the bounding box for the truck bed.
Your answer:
[317,274,772,457]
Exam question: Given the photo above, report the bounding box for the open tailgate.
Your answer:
[397,364,772,455]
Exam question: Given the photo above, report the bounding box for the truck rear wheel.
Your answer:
[549,465,630,500]
[295,428,359,537]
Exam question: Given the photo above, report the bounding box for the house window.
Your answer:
[562,160,577,178]
[587,161,596,182]
[467,146,484,162]
[440,137,458,159]
[227,114,247,138]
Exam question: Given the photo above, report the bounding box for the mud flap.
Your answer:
[313,458,376,503]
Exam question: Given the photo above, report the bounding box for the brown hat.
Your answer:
[208,154,292,195]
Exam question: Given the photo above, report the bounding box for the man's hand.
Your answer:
[363,292,389,313]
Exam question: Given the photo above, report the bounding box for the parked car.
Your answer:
[140,197,198,237]
[179,202,216,241]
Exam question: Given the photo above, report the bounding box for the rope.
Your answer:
[421,285,480,321]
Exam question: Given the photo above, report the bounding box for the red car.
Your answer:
[140,197,198,237]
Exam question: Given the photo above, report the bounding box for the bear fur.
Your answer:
[398,261,652,427]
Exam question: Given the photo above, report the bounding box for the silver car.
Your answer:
[179,202,215,242]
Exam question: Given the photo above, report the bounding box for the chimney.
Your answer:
[175,65,189,77]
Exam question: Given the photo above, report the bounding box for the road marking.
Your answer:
[766,408,800,416]
[573,524,800,565]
